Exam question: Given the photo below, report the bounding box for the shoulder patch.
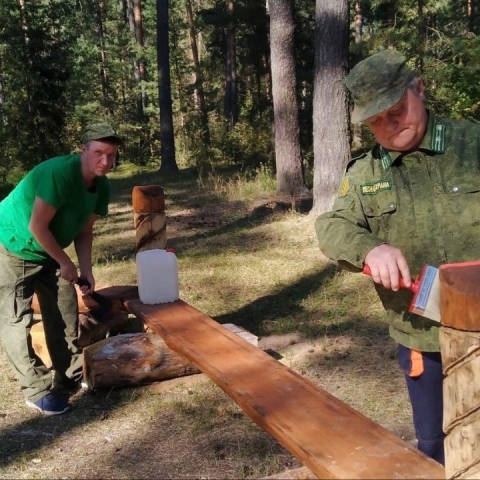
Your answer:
[338,177,351,197]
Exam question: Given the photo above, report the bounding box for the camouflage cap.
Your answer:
[344,50,416,124]
[82,123,122,144]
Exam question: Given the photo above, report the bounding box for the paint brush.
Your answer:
[362,264,441,322]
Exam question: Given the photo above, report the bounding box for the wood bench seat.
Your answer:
[119,296,444,480]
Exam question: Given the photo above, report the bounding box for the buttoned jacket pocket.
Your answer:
[360,188,398,239]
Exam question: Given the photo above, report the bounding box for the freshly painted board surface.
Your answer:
[125,298,444,480]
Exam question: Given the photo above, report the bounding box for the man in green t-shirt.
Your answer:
[0,123,121,415]
[316,50,480,465]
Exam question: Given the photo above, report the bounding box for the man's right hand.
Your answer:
[364,244,412,291]
[58,259,78,284]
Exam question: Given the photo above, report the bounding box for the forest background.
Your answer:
[1,0,480,211]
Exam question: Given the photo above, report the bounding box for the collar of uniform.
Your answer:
[377,147,400,171]
[418,111,446,153]
[377,111,445,171]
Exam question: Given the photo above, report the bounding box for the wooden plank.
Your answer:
[125,299,444,480]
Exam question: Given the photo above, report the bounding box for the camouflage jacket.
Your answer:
[315,112,480,351]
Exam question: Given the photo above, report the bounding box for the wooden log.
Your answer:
[83,324,258,390]
[132,185,167,252]
[83,332,202,389]
[443,408,480,480]
[32,284,94,315]
[31,311,140,366]
[77,310,133,349]
[439,261,480,479]
[440,260,480,331]
[439,327,480,369]
[31,321,52,369]
[124,299,444,480]
[31,287,142,365]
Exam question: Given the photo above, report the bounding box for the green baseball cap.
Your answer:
[82,123,122,144]
[344,49,416,124]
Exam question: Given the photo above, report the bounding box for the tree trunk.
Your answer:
[468,0,480,33]
[268,0,307,197]
[0,66,4,118]
[93,0,113,114]
[224,0,237,129]
[186,0,210,146]
[127,0,148,116]
[417,0,425,74]
[156,0,178,172]
[311,0,350,215]
[352,0,363,151]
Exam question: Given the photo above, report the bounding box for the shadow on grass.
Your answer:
[168,203,296,255]
[214,263,339,336]
[213,260,391,350]
[0,387,132,470]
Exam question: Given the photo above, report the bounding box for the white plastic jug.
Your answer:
[136,249,179,304]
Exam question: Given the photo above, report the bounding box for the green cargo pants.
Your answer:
[0,244,82,402]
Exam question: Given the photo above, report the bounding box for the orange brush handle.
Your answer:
[362,265,419,293]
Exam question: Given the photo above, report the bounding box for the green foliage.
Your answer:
[215,118,272,169]
[348,0,480,149]
[1,0,480,189]
[196,162,277,200]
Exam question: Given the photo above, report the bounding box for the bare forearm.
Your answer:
[74,230,93,277]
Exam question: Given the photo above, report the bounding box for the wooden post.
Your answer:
[132,185,167,252]
[439,261,480,479]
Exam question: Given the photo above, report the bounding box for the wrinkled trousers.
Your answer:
[0,243,82,402]
[398,343,445,465]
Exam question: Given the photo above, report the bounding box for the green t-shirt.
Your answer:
[0,154,110,262]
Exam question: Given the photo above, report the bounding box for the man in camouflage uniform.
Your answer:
[316,49,480,465]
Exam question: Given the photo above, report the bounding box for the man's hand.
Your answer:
[77,273,95,295]
[58,259,79,284]
[364,244,412,291]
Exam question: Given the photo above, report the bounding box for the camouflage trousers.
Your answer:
[0,243,82,402]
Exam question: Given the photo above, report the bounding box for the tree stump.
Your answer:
[132,185,167,252]
[439,260,480,479]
